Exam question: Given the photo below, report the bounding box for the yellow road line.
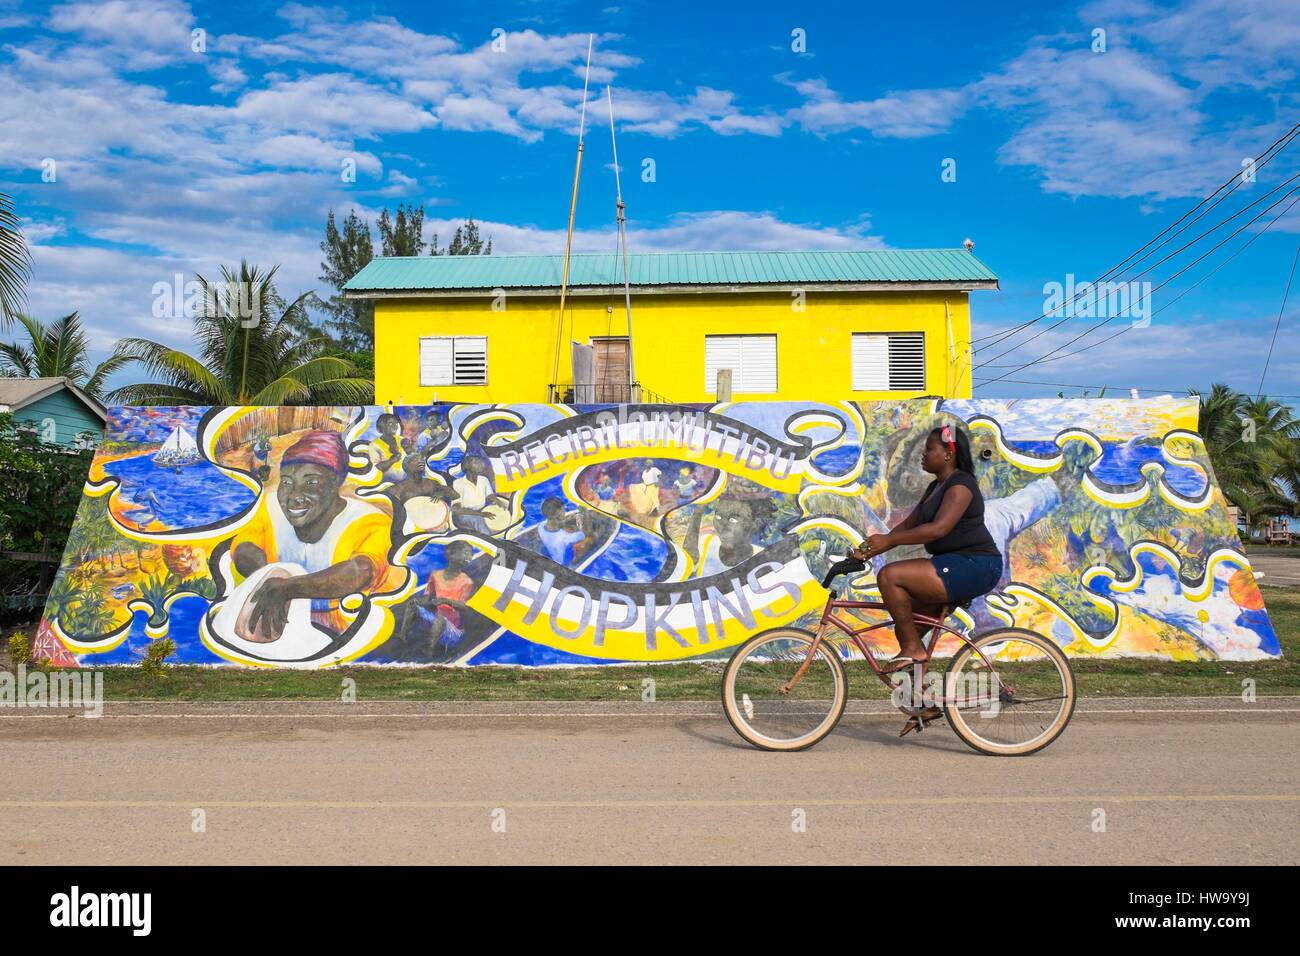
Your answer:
[1,794,1297,810]
[2,707,1299,719]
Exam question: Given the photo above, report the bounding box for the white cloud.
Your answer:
[19,218,65,242]
[975,0,1300,200]
[6,0,1296,397]
[785,77,966,138]
[232,74,437,136]
[619,211,884,253]
[436,94,535,141]
[207,58,247,94]
[971,315,1299,396]
[416,210,882,257]
[780,0,1300,202]
[49,0,196,70]
[218,16,771,142]
[1082,0,1300,89]
[19,209,885,372]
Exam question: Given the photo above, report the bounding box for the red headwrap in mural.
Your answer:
[281,430,349,477]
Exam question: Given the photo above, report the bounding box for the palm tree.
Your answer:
[1269,437,1300,508]
[108,261,372,406]
[1198,386,1248,510]
[0,191,31,326]
[1196,383,1300,530]
[0,311,131,399]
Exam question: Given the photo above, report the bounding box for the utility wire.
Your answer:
[971,377,1300,401]
[979,187,1300,371]
[1257,243,1300,397]
[975,169,1300,371]
[975,182,1300,388]
[970,120,1300,352]
[973,120,1300,350]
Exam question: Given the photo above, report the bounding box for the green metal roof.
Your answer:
[344,249,998,295]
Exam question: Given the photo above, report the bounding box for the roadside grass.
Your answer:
[23,585,1294,702]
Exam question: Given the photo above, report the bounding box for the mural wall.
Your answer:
[35,398,1279,668]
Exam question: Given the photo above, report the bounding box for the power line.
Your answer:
[978,187,1300,371]
[971,377,1176,392]
[975,169,1300,372]
[978,185,1300,381]
[974,182,1300,388]
[970,120,1300,352]
[1258,243,1300,398]
[969,377,1300,400]
[972,121,1300,351]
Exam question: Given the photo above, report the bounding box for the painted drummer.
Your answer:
[232,430,398,640]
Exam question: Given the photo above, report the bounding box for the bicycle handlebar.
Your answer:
[821,557,866,589]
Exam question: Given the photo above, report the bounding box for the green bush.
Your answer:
[0,412,93,624]
[5,631,32,666]
[140,638,176,678]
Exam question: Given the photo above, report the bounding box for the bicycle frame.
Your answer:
[780,590,1006,711]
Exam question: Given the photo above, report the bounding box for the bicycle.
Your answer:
[722,557,1076,755]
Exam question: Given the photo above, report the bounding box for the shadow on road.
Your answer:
[834,717,970,754]
[675,712,974,755]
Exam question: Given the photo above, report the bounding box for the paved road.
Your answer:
[1248,548,1300,587]
[2,699,1296,865]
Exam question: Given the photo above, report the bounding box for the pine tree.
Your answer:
[377,202,426,256]
[446,219,492,256]
[318,209,375,351]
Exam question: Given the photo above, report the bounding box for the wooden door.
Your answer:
[592,337,630,403]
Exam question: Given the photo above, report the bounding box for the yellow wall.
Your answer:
[373,290,973,405]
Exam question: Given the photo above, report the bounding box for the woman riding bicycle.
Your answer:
[854,424,1001,673]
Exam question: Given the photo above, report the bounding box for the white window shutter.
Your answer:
[705,334,776,393]
[420,336,487,385]
[851,334,890,390]
[419,338,453,386]
[887,333,926,390]
[740,335,777,393]
[453,336,487,384]
[704,336,742,392]
[852,333,925,391]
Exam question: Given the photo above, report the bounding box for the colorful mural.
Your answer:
[37,398,1280,668]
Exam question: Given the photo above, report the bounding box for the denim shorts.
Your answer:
[930,552,1003,604]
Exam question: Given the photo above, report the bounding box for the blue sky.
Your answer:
[2,0,1299,399]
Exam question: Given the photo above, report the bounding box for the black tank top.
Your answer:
[915,471,1000,556]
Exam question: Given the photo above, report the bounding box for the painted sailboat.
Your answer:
[153,425,202,467]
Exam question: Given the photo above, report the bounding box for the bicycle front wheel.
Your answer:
[722,628,847,752]
[942,627,1076,756]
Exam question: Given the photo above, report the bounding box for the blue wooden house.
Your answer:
[0,377,106,449]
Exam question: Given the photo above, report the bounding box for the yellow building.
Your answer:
[345,248,998,405]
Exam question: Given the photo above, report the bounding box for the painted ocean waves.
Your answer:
[36,398,1278,668]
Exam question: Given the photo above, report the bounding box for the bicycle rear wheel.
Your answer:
[942,627,1075,756]
[722,628,847,752]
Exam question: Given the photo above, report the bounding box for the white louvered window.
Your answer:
[851,332,926,391]
[419,336,487,386]
[704,334,777,394]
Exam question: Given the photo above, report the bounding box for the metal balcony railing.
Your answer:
[548,382,672,404]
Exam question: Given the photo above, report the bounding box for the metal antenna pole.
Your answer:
[607,84,635,393]
[549,34,594,396]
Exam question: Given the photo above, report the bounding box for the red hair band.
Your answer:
[941,425,956,452]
